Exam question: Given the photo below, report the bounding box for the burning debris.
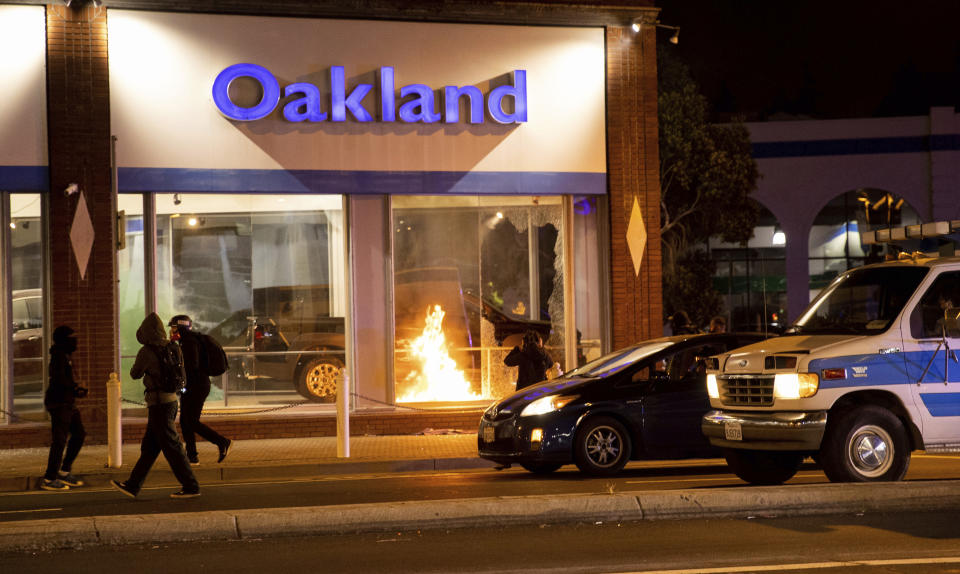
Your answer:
[397,305,481,402]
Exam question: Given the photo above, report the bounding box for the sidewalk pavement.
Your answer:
[0,431,489,492]
[4,433,960,553]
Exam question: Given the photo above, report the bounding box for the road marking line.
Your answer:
[625,473,822,485]
[0,508,62,515]
[611,556,960,574]
[915,454,960,459]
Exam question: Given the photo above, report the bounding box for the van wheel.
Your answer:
[297,356,342,403]
[520,462,563,474]
[574,417,631,476]
[820,406,910,482]
[723,448,804,485]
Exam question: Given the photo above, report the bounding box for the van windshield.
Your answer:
[788,266,928,335]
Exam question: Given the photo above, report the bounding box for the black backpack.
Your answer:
[151,343,186,393]
[197,332,229,377]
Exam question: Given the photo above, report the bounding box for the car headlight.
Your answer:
[773,372,819,399]
[520,394,579,417]
[706,374,719,399]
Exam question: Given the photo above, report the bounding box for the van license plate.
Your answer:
[483,426,495,443]
[724,421,743,441]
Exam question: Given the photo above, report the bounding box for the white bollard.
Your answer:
[106,372,122,468]
[337,369,350,458]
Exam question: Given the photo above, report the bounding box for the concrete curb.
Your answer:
[4,480,960,552]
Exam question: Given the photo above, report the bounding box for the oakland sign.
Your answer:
[212,63,528,124]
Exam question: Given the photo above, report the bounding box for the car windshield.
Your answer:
[565,341,674,378]
[789,266,928,335]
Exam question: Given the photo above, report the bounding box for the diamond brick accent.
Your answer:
[69,191,95,280]
[626,197,647,276]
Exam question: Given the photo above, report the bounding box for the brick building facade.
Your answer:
[0,0,662,448]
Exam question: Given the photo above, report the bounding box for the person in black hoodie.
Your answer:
[504,330,557,391]
[111,313,200,499]
[41,325,87,491]
[168,314,231,466]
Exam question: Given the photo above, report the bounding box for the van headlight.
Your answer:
[706,374,719,399]
[520,395,579,417]
[773,372,819,399]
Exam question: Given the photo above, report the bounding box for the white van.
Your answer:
[702,227,960,484]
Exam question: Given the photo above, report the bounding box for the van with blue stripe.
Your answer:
[702,222,960,484]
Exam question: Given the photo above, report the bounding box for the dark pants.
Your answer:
[45,405,86,480]
[179,383,227,459]
[125,401,198,494]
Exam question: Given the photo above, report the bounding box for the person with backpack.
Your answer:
[41,325,88,491]
[168,314,231,465]
[111,313,199,499]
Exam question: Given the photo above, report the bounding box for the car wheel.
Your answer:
[723,448,804,485]
[573,416,631,476]
[520,462,563,474]
[819,406,910,482]
[297,356,342,403]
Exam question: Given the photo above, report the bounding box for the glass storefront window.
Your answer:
[8,193,44,420]
[808,189,920,298]
[708,205,787,333]
[117,194,146,405]
[118,193,346,408]
[392,195,572,403]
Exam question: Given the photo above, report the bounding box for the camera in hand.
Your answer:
[74,386,89,398]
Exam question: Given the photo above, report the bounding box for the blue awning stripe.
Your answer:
[0,166,48,192]
[118,168,607,196]
[752,134,960,159]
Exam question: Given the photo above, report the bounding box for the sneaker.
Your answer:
[40,478,70,491]
[217,439,232,464]
[58,472,85,487]
[188,456,200,466]
[111,479,138,499]
[170,489,200,499]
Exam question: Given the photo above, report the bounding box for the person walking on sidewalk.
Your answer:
[40,325,88,491]
[111,313,200,499]
[168,314,231,466]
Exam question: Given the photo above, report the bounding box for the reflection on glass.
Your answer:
[567,340,673,378]
[792,267,928,335]
[10,194,44,419]
[118,193,345,409]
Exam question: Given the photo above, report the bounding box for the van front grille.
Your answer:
[719,375,774,406]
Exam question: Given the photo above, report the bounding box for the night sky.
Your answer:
[656,0,960,121]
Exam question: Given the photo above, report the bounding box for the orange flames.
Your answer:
[397,305,481,402]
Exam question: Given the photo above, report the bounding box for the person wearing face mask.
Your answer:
[168,314,231,466]
[41,325,88,491]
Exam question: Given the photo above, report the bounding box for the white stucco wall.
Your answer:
[108,11,606,177]
[0,5,47,171]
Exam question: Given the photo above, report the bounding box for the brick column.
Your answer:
[46,3,115,443]
[606,24,662,349]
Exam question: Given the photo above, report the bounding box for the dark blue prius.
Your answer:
[478,333,767,476]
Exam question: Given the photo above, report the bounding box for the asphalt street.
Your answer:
[4,508,959,573]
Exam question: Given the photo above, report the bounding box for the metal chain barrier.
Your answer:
[0,408,30,423]
[3,392,487,424]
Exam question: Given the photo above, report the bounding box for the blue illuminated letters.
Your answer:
[212,63,528,125]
